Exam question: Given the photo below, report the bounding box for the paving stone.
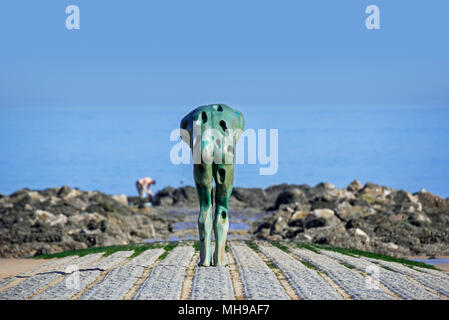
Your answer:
[19,255,80,277]
[257,243,342,300]
[31,251,132,300]
[291,248,394,300]
[80,248,164,300]
[133,246,194,300]
[321,250,439,300]
[363,257,449,297]
[0,253,103,300]
[230,242,289,300]
[2,242,446,300]
[413,266,449,282]
[190,266,234,300]
[0,277,13,290]
[0,273,60,300]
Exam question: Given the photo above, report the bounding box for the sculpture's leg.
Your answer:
[194,163,213,266]
[212,163,234,266]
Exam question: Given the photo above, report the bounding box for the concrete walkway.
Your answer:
[1,241,448,300]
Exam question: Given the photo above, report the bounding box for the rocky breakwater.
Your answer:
[252,181,449,257]
[0,186,171,258]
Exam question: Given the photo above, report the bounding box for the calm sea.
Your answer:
[1,104,449,198]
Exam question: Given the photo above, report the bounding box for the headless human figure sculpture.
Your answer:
[180,104,244,266]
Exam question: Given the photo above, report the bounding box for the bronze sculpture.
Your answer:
[180,104,244,266]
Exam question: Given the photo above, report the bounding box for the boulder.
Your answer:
[34,209,55,223]
[249,182,449,257]
[335,201,375,220]
[231,187,268,208]
[111,194,129,206]
[408,212,432,226]
[64,197,88,210]
[358,182,390,204]
[304,214,326,229]
[384,242,399,251]
[353,228,370,242]
[307,183,354,210]
[393,190,418,204]
[295,233,312,242]
[50,214,68,226]
[270,216,289,236]
[288,210,309,227]
[414,190,448,211]
[274,188,308,210]
[0,187,172,258]
[311,208,335,220]
[57,185,81,199]
[347,180,363,193]
[303,209,337,229]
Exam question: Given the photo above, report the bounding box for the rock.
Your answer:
[290,210,310,220]
[311,208,335,220]
[152,186,199,206]
[26,191,45,202]
[285,206,294,214]
[409,212,431,226]
[265,183,305,207]
[172,186,197,204]
[347,180,363,193]
[335,201,375,220]
[254,227,271,240]
[111,194,128,206]
[307,183,354,210]
[354,228,370,241]
[270,216,289,236]
[384,242,399,251]
[3,181,449,259]
[0,187,171,258]
[231,187,269,208]
[34,209,55,223]
[414,190,448,211]
[315,182,336,190]
[304,214,326,229]
[50,214,68,226]
[269,234,283,241]
[302,209,335,229]
[295,233,312,241]
[394,190,418,204]
[389,213,406,223]
[64,197,88,210]
[249,182,449,257]
[358,182,390,204]
[57,185,81,199]
[274,188,308,210]
[0,202,13,208]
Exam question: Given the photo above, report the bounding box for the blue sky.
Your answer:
[0,0,448,108]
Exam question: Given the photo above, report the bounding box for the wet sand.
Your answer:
[408,256,449,272]
[407,255,449,260]
[434,264,449,272]
[0,258,51,279]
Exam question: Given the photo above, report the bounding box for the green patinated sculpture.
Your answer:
[180,104,244,266]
